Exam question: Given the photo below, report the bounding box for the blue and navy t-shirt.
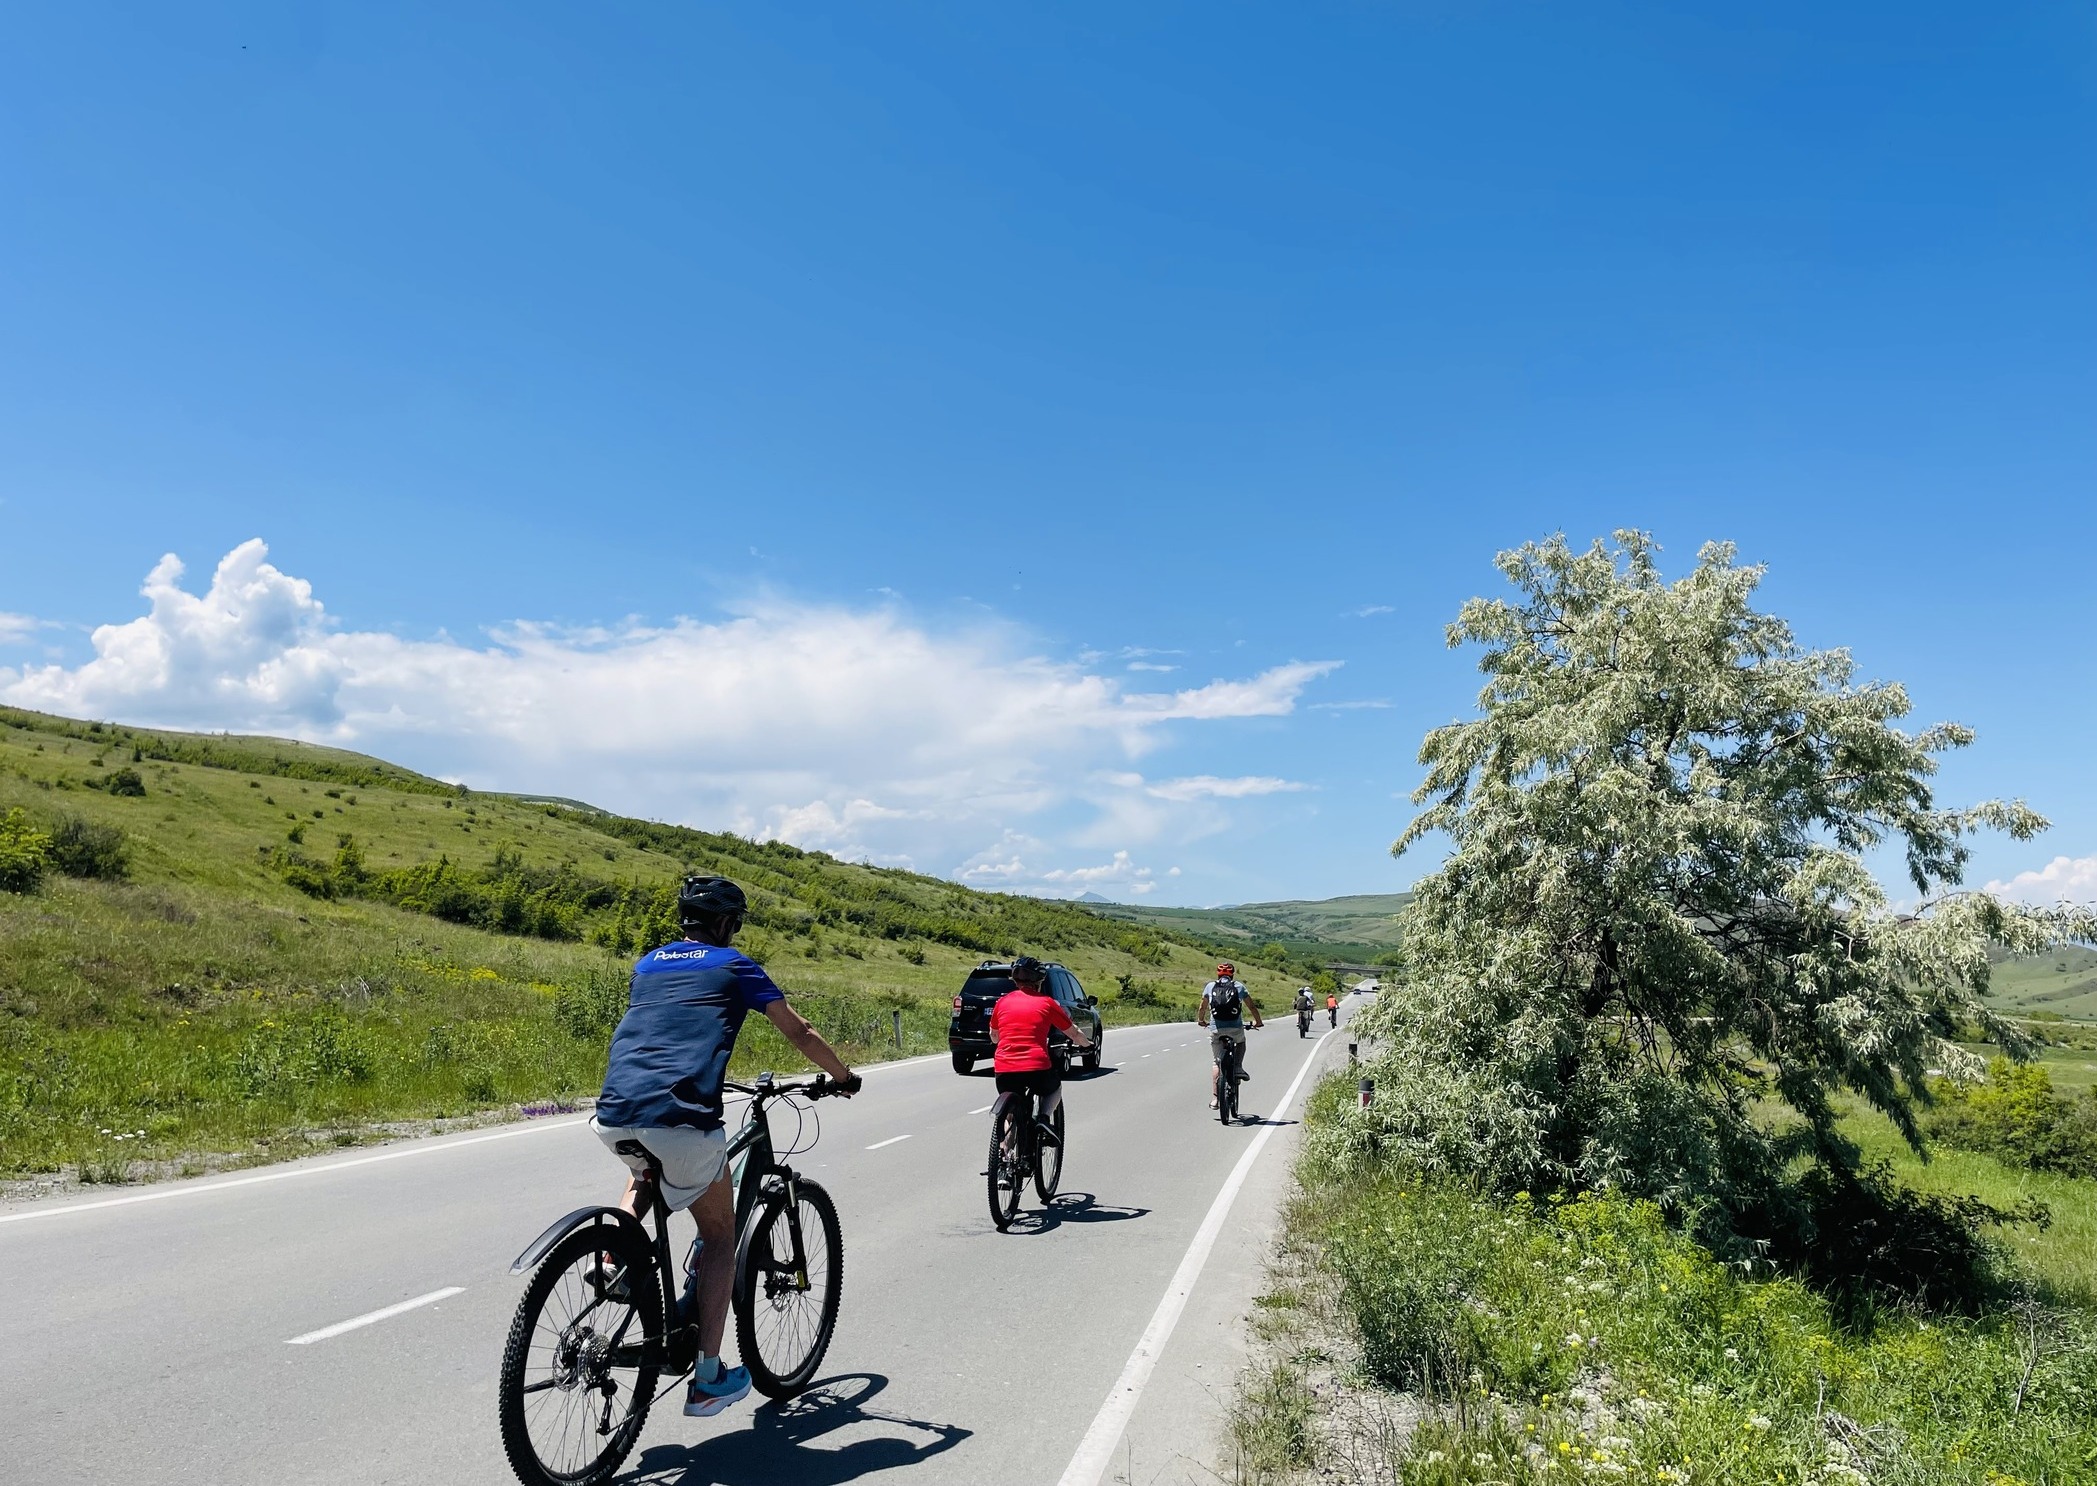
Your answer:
[595,941,786,1131]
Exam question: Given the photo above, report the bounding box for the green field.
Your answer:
[1986,942,2097,1022]
[1236,1080,2097,1486]
[0,706,1315,1184]
[1091,891,1410,965]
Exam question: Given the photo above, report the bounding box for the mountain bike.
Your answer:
[498,1073,852,1486]
[1216,1032,1254,1124]
[1297,1006,1311,1038]
[986,1083,1064,1230]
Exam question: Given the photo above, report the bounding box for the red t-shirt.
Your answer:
[990,988,1073,1073]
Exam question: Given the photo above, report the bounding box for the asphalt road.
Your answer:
[1,1002,1363,1486]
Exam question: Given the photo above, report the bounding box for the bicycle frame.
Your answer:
[508,1074,821,1378]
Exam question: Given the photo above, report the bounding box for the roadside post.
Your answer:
[891,1009,903,1050]
[1358,1076,1374,1109]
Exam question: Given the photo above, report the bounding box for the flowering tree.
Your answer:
[1353,532,2095,1216]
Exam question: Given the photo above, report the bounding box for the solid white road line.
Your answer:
[285,1287,465,1346]
[1056,1028,1335,1486]
[864,1135,912,1151]
[0,1117,594,1227]
[968,1105,993,1115]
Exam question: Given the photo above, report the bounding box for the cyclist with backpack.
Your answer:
[1197,962,1264,1109]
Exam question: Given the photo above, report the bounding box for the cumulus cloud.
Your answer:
[1145,775,1309,802]
[1985,855,2097,906]
[1,540,1339,888]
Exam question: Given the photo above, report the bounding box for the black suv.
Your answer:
[948,960,1104,1076]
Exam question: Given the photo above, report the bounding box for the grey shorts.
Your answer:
[591,1118,729,1212]
[1209,1026,1246,1062]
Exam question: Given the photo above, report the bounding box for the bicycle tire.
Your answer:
[733,1179,843,1399]
[987,1097,1025,1231]
[1220,1046,1238,1125]
[498,1223,661,1486]
[1031,1102,1064,1203]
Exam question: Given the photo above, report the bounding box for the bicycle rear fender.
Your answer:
[509,1206,651,1275]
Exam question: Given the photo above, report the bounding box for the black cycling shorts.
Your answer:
[995,1069,1062,1099]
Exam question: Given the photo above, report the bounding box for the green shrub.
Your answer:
[232,1013,375,1097]
[45,815,129,880]
[1926,1058,2097,1178]
[1299,1160,2097,1486]
[103,766,146,797]
[553,969,629,1041]
[0,808,52,893]
[1112,973,1173,1009]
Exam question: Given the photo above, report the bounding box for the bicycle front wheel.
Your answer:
[1032,1102,1065,1203]
[498,1223,661,1486]
[733,1179,843,1399]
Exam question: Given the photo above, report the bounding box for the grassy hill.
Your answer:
[1090,891,1410,965]
[0,705,1315,1184]
[1987,941,2097,1022]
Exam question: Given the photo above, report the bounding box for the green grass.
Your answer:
[1237,1077,2097,1486]
[1852,1103,2097,1308]
[0,707,1312,1181]
[1986,944,2097,1022]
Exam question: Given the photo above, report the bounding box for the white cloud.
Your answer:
[1,540,1340,886]
[1985,855,2097,906]
[0,612,38,644]
[1309,699,1392,711]
[1126,661,1177,673]
[1351,605,1394,618]
[1145,775,1310,802]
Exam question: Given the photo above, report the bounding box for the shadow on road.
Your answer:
[623,1372,969,1486]
[1002,1191,1149,1236]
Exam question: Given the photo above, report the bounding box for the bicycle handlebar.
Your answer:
[723,1072,860,1100]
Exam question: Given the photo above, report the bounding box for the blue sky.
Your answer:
[2,2,2092,906]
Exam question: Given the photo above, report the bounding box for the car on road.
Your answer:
[948,959,1104,1076]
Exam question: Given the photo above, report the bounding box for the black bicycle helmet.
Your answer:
[1009,955,1046,986]
[677,875,748,935]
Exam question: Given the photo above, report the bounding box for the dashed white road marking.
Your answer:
[865,1135,912,1151]
[286,1287,464,1345]
[967,1105,993,1115]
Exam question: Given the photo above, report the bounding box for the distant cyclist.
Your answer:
[1326,988,1339,1027]
[990,955,1093,1163]
[1197,962,1264,1109]
[1294,986,1315,1036]
[591,876,861,1420]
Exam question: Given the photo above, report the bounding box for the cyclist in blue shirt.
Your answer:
[593,875,861,1418]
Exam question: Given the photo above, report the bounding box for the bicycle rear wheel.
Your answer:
[1219,1048,1238,1125]
[733,1179,843,1399]
[1031,1102,1065,1203]
[498,1224,661,1486]
[987,1097,1025,1230]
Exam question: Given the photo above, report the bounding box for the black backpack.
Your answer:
[1209,979,1244,1020]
